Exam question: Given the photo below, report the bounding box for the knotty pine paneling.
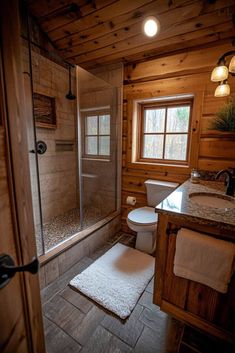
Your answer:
[68,5,234,66]
[121,43,235,232]
[124,43,234,83]
[27,0,235,69]
[199,138,235,160]
[60,0,221,59]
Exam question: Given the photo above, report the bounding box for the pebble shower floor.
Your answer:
[36,206,102,254]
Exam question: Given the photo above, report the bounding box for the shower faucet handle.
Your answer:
[29,141,47,155]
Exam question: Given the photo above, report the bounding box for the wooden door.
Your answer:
[0,1,45,352]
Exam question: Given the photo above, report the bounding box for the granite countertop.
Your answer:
[155,180,235,230]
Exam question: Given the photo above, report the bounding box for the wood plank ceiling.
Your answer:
[27,0,235,69]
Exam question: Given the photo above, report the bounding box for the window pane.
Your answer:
[99,136,110,155]
[144,109,165,133]
[166,106,190,132]
[143,135,164,158]
[86,116,98,135]
[85,136,97,155]
[164,134,188,160]
[99,115,110,135]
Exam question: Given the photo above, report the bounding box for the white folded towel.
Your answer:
[173,228,235,293]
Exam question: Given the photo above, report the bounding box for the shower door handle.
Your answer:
[0,254,39,289]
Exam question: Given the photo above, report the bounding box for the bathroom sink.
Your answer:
[189,192,235,210]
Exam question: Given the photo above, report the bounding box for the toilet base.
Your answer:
[135,231,156,254]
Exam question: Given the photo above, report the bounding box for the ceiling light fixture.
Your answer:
[143,16,160,37]
[211,49,235,97]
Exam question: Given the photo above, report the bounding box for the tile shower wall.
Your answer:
[31,52,77,226]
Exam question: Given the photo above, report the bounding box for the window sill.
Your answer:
[133,160,189,168]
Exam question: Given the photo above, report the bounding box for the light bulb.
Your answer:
[214,82,230,97]
[143,17,160,37]
[229,56,235,73]
[211,65,228,82]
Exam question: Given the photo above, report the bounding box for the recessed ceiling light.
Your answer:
[143,16,160,37]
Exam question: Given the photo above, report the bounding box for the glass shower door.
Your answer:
[77,67,118,229]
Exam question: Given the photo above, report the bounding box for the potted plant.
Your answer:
[209,98,235,132]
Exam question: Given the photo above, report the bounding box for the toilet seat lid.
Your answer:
[128,206,158,226]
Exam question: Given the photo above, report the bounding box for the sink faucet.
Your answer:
[215,169,235,196]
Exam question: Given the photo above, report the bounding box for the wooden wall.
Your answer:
[122,42,235,232]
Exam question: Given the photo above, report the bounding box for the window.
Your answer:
[138,100,192,164]
[84,113,110,158]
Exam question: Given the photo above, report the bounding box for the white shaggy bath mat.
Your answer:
[70,243,154,319]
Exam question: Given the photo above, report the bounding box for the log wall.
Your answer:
[122,42,235,232]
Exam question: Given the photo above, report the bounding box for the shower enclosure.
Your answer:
[24,39,118,256]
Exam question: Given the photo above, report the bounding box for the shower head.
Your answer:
[66,90,76,100]
[66,65,76,100]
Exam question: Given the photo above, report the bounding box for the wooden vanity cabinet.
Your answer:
[153,214,235,343]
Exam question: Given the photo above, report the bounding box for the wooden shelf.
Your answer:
[201,131,235,139]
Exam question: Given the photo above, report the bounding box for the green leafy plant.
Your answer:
[209,99,235,131]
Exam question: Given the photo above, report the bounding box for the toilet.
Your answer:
[127,179,179,254]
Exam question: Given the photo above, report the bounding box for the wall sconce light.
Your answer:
[211,50,235,97]
[214,81,230,98]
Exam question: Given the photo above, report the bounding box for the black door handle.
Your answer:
[0,254,39,289]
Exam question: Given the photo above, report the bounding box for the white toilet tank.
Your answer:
[144,179,179,207]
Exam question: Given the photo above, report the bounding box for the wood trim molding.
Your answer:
[137,98,193,165]
[189,91,204,169]
[153,214,168,306]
